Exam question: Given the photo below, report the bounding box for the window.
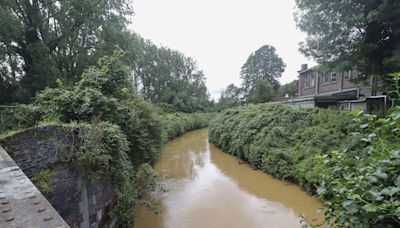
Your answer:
[322,72,337,84]
[303,73,315,88]
[311,73,316,87]
[350,69,358,79]
[331,72,337,82]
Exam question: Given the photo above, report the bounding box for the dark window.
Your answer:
[303,73,315,88]
[322,72,337,84]
[331,72,337,82]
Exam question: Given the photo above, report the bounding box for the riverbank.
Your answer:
[134,129,323,227]
[0,55,215,226]
[209,103,400,226]
[0,111,214,227]
[209,103,358,193]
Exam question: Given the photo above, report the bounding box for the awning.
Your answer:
[315,89,358,102]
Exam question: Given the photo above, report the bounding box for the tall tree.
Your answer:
[295,0,400,90]
[240,45,286,99]
[249,79,274,103]
[0,0,132,103]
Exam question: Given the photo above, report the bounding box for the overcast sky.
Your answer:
[130,0,316,99]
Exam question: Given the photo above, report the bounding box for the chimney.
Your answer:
[301,64,308,71]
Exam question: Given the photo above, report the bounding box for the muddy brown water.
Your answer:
[134,129,323,228]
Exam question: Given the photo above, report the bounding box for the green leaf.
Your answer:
[363,204,378,212]
[317,187,326,195]
[375,169,388,179]
[381,187,400,196]
[342,200,359,213]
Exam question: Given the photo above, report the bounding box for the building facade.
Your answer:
[287,64,386,111]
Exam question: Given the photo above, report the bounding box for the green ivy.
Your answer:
[160,112,214,141]
[209,102,400,226]
[318,108,400,227]
[209,103,359,193]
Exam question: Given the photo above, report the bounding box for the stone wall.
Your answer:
[0,146,70,228]
[1,125,116,228]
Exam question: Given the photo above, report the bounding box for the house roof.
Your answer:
[297,65,319,74]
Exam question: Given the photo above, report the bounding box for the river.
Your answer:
[134,129,323,228]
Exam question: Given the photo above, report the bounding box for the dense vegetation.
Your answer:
[0,54,213,225]
[161,112,212,141]
[209,103,400,226]
[209,104,359,192]
[241,45,286,95]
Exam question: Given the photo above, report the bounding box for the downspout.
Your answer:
[315,72,319,95]
[340,71,343,91]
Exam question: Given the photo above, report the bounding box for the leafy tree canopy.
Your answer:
[240,45,286,99]
[0,0,133,103]
[0,0,210,113]
[249,79,274,103]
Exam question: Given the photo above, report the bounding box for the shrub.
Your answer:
[160,112,214,141]
[318,108,400,226]
[210,103,400,226]
[0,104,43,134]
[209,103,360,193]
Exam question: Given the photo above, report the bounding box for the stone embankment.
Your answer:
[0,145,69,227]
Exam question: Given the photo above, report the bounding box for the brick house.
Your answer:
[286,64,387,111]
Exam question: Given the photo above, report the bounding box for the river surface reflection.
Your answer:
[134,129,323,228]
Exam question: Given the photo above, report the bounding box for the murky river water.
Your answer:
[134,129,323,228]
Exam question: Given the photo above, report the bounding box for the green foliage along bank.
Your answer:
[209,103,400,226]
[318,107,400,227]
[161,112,213,141]
[0,54,213,226]
[209,104,359,193]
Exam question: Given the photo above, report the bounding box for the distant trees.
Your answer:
[277,80,299,98]
[216,84,242,110]
[295,0,400,90]
[214,44,290,108]
[248,79,274,103]
[124,35,210,112]
[240,45,286,100]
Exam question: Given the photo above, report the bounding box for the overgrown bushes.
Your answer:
[0,54,213,225]
[161,112,213,141]
[209,104,361,193]
[318,107,400,227]
[209,103,400,226]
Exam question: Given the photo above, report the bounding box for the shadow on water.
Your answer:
[134,129,324,228]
